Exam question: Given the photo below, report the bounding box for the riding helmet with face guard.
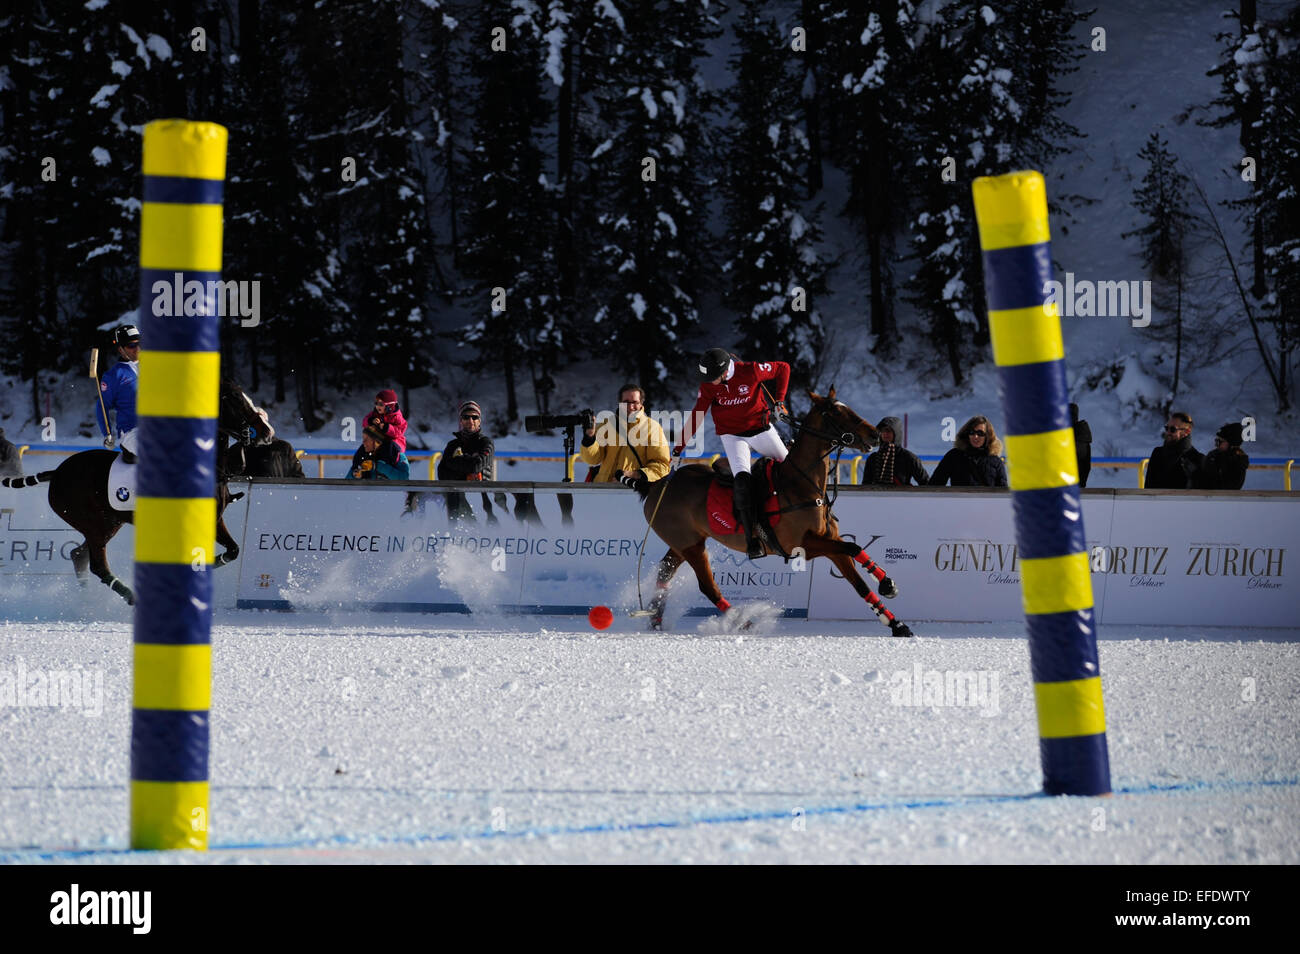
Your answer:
[698,347,731,381]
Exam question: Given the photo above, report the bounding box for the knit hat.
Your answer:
[376,389,398,409]
[458,400,482,420]
[362,423,388,443]
[1216,422,1244,447]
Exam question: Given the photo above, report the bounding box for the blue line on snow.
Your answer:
[1,775,1294,862]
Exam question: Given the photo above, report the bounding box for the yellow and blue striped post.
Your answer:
[971,171,1110,796]
[130,120,228,849]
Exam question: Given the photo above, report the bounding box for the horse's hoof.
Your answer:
[890,621,914,638]
[879,577,899,599]
[650,617,663,631]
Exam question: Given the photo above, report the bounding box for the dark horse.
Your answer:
[639,388,914,637]
[0,378,297,604]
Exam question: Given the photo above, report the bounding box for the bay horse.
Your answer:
[0,378,292,604]
[639,388,914,636]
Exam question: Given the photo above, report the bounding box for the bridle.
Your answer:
[776,400,875,516]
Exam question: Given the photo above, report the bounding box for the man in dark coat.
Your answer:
[1145,412,1203,489]
[1070,403,1092,488]
[0,428,22,477]
[861,416,928,486]
[438,400,495,520]
[1196,422,1250,490]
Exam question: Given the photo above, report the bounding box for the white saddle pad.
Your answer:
[107,456,136,512]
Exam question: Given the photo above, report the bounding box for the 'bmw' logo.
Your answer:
[116,486,131,502]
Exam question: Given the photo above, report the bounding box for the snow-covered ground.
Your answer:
[2,614,1296,864]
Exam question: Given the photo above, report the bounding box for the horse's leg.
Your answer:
[213,487,239,567]
[647,548,683,630]
[800,533,899,598]
[681,541,731,614]
[213,513,239,567]
[70,543,90,584]
[808,543,913,638]
[87,527,134,606]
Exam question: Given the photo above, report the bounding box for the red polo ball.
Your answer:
[588,606,614,630]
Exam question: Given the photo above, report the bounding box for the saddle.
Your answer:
[706,458,781,537]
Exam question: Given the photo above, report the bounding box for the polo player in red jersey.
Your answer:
[675,347,791,559]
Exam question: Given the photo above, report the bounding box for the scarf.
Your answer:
[878,443,897,485]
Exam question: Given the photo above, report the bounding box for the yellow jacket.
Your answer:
[579,413,671,483]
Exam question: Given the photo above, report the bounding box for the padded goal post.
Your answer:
[130,120,228,849]
[971,171,1111,796]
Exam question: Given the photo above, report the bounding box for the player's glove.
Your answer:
[103,435,116,450]
[359,459,374,472]
[672,445,684,459]
[775,401,790,422]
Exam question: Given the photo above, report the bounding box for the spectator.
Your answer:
[580,384,671,488]
[438,400,494,520]
[0,427,21,477]
[929,415,1008,487]
[860,416,928,486]
[347,423,410,480]
[95,324,140,463]
[1197,422,1250,490]
[1071,403,1092,488]
[365,389,408,452]
[1145,412,1203,489]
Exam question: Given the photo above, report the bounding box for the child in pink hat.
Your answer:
[364,388,408,452]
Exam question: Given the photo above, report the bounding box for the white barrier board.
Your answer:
[1097,494,1294,626]
[4,478,1295,627]
[233,482,812,618]
[806,492,1119,624]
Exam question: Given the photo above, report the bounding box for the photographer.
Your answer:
[438,400,494,520]
[580,384,671,488]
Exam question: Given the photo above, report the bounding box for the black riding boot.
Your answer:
[733,471,765,560]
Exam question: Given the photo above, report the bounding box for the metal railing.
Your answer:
[12,444,1297,491]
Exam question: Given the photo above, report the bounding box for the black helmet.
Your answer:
[114,324,141,347]
[698,347,731,381]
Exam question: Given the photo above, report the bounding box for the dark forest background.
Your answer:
[2,1,1296,430]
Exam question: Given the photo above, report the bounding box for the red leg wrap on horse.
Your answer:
[716,597,732,613]
[853,549,886,581]
[864,591,896,622]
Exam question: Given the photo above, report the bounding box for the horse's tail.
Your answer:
[1,471,53,489]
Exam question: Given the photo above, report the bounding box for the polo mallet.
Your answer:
[89,348,111,445]
[630,452,682,617]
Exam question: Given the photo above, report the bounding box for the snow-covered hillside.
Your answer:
[2,1,1295,482]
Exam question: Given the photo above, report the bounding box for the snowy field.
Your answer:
[1,610,1296,865]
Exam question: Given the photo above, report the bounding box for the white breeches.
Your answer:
[720,426,788,476]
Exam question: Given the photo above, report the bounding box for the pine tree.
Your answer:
[585,0,715,392]
[903,2,1079,386]
[458,0,556,427]
[331,1,438,415]
[723,1,825,381]
[0,2,191,422]
[826,0,917,356]
[1125,132,1192,400]
[1204,2,1299,410]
